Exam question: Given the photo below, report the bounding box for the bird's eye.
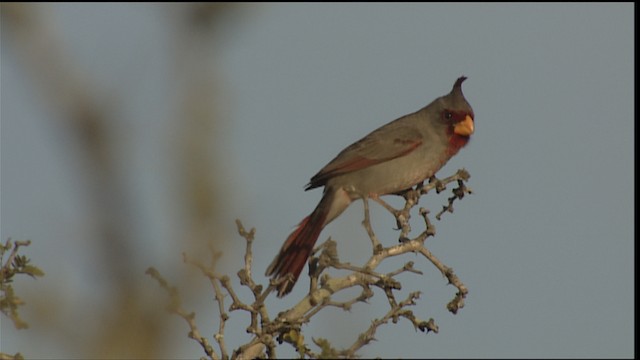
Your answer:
[444,112,453,120]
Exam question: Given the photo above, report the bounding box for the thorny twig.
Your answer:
[432,171,473,220]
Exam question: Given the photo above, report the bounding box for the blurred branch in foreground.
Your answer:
[1,3,239,358]
[148,169,472,359]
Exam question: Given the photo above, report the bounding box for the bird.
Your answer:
[266,76,475,297]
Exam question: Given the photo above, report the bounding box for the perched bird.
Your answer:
[266,76,475,297]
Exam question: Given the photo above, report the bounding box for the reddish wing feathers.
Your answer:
[270,123,424,296]
[306,124,423,190]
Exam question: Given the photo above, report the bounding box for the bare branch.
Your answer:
[342,291,431,358]
[418,246,468,314]
[145,267,218,360]
[148,169,473,358]
[361,198,382,253]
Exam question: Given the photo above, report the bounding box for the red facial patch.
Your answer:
[443,109,473,156]
[447,134,470,156]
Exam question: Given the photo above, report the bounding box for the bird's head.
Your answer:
[436,76,475,152]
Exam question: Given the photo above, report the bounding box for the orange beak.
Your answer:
[453,115,474,136]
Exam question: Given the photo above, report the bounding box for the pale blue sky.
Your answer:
[1,3,634,358]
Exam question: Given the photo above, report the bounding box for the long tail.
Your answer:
[266,189,348,297]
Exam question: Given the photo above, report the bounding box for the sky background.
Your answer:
[1,3,634,359]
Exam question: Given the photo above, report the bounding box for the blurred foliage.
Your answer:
[0,239,44,360]
[0,239,44,329]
